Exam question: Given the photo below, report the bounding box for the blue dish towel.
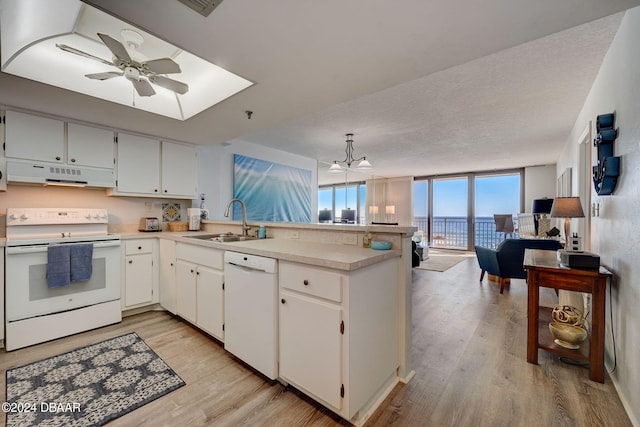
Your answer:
[70,243,94,282]
[47,245,71,288]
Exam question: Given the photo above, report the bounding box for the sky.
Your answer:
[414,174,520,217]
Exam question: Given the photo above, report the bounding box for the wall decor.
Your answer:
[592,113,620,195]
[233,154,312,223]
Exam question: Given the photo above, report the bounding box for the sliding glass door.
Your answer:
[432,177,469,250]
[414,170,522,251]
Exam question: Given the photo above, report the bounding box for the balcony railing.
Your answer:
[413,216,519,249]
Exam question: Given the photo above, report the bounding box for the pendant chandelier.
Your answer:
[328,133,373,174]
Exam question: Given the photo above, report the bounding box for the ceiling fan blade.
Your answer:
[56,44,114,67]
[97,33,132,63]
[132,78,156,97]
[150,75,189,95]
[144,58,181,74]
[85,71,123,80]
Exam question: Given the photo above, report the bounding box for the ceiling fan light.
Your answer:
[328,162,344,173]
[356,158,373,170]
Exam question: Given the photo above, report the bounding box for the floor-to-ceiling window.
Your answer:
[318,181,366,223]
[414,169,522,250]
[474,173,521,248]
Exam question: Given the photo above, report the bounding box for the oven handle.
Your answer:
[6,240,121,255]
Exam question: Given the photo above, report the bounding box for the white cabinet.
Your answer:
[161,141,197,197]
[280,289,343,409]
[4,110,65,163]
[175,243,224,341]
[112,133,197,198]
[4,111,115,169]
[279,258,400,422]
[175,261,198,323]
[67,123,115,169]
[122,239,158,309]
[114,133,161,195]
[159,239,177,314]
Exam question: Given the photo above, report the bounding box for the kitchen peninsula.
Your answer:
[119,220,416,426]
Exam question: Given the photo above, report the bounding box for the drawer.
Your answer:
[176,243,223,269]
[125,240,153,255]
[280,261,342,302]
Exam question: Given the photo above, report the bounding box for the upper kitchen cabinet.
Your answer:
[113,133,161,195]
[67,123,115,169]
[111,133,197,199]
[4,110,65,163]
[161,141,198,197]
[3,110,116,170]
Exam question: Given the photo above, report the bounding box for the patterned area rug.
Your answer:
[5,332,185,427]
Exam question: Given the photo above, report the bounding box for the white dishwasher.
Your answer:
[224,251,279,379]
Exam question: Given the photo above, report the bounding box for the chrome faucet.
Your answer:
[224,198,251,237]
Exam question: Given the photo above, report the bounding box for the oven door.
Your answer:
[5,240,121,322]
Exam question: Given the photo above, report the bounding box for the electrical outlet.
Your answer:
[343,234,358,245]
[290,231,299,239]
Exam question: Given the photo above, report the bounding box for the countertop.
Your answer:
[121,231,401,271]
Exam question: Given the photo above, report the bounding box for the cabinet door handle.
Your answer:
[303,279,309,286]
[190,269,195,273]
[154,189,158,192]
[196,271,200,275]
[70,158,76,163]
[170,263,174,267]
[138,246,142,250]
[281,298,286,304]
[55,156,61,161]
[164,189,168,193]
[128,260,133,264]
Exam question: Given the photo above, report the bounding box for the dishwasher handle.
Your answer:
[226,261,268,273]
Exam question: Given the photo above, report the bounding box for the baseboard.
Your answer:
[607,363,640,427]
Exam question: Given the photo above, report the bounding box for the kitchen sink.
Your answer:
[184,233,259,242]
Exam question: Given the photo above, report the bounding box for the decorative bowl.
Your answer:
[371,240,392,250]
[551,305,584,326]
[549,322,587,349]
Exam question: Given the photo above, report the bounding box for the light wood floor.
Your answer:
[1,257,632,426]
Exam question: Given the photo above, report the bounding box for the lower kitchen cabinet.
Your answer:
[175,243,224,341]
[280,289,343,409]
[122,239,158,309]
[159,239,177,314]
[279,258,400,423]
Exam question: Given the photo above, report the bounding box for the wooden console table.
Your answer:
[523,249,611,383]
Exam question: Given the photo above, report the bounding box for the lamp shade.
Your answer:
[328,162,343,174]
[532,198,554,214]
[550,197,585,218]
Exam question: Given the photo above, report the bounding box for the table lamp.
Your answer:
[550,197,584,242]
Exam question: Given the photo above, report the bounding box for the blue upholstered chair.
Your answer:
[474,238,563,293]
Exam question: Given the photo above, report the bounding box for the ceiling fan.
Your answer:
[56,30,189,97]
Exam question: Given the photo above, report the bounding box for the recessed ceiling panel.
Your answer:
[0,0,252,120]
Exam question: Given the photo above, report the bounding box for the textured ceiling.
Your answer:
[1,0,638,184]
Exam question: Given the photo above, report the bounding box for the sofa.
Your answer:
[474,238,563,293]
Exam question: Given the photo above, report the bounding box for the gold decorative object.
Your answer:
[549,305,588,349]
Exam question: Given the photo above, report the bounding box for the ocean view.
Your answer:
[413,216,519,249]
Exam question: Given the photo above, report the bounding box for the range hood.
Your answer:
[6,159,115,188]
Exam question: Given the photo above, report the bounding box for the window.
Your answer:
[318,182,366,224]
[413,169,522,250]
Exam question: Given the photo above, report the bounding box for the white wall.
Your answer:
[197,140,318,221]
[557,7,640,425]
[523,164,556,213]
